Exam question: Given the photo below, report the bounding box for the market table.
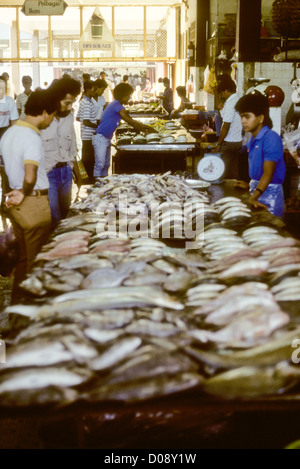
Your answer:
[0,179,299,449]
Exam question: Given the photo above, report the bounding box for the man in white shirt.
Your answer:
[100,71,114,104]
[41,77,81,226]
[0,89,58,302]
[16,75,33,120]
[215,77,243,179]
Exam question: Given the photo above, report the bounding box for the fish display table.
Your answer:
[0,177,300,449]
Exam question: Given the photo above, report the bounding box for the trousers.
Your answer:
[82,139,95,183]
[47,164,73,227]
[220,141,242,180]
[93,133,111,178]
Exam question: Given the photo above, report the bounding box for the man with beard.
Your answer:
[41,77,81,226]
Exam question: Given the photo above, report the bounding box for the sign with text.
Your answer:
[22,0,67,16]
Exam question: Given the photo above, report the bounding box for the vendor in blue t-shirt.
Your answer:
[93,83,154,178]
[235,92,286,217]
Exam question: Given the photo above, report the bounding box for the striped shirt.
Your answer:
[76,95,96,140]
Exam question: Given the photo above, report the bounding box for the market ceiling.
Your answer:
[0,0,183,6]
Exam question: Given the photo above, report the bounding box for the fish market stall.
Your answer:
[113,119,196,174]
[124,102,169,119]
[0,176,300,449]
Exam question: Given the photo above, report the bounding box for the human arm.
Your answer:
[248,160,277,210]
[83,119,98,129]
[5,163,37,207]
[215,122,230,152]
[119,109,156,134]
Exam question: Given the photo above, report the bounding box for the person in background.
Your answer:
[214,76,242,179]
[155,77,165,98]
[92,79,108,124]
[82,73,91,84]
[235,92,286,217]
[93,83,155,178]
[16,75,33,120]
[162,77,174,115]
[144,78,152,93]
[41,77,81,227]
[76,80,97,184]
[2,72,16,100]
[123,75,129,84]
[0,75,19,209]
[170,86,192,119]
[100,71,114,104]
[214,96,225,138]
[0,89,58,302]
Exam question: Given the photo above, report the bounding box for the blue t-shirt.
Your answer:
[247,126,286,184]
[96,99,125,139]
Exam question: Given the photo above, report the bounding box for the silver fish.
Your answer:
[91,336,142,371]
[218,259,269,279]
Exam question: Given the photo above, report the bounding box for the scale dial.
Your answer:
[197,155,225,182]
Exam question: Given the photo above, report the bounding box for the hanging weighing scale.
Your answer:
[197,153,225,184]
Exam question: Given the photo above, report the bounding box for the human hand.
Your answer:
[4,190,24,208]
[234,180,250,190]
[248,195,268,211]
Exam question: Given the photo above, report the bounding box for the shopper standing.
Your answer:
[93,83,154,178]
[100,71,114,104]
[0,89,58,302]
[76,80,98,183]
[41,77,81,226]
[16,75,33,120]
[162,77,174,115]
[214,77,243,179]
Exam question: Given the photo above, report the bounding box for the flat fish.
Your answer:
[81,268,127,289]
[90,336,142,371]
[218,259,269,279]
[126,319,180,337]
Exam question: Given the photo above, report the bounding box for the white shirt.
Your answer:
[222,93,243,143]
[0,96,19,128]
[102,79,114,103]
[92,95,106,120]
[41,112,77,173]
[0,120,49,190]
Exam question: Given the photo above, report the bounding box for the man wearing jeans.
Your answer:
[214,77,243,180]
[41,77,81,227]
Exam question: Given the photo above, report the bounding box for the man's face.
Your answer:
[0,80,6,99]
[100,73,106,80]
[59,93,76,117]
[96,86,105,97]
[23,79,32,92]
[240,112,262,133]
[40,111,56,129]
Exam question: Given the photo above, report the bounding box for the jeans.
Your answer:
[47,164,73,227]
[250,179,285,217]
[93,133,111,177]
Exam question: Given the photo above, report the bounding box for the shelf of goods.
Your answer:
[113,119,196,174]
[0,178,300,449]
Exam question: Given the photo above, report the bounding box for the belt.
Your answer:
[55,162,68,168]
[29,189,49,196]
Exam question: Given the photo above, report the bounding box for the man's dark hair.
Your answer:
[24,89,59,116]
[113,83,133,101]
[94,79,108,89]
[83,80,96,93]
[82,73,90,81]
[163,77,170,87]
[123,75,129,82]
[158,78,163,83]
[100,71,106,76]
[217,76,236,94]
[22,75,32,85]
[48,76,81,100]
[176,86,186,98]
[235,91,273,129]
[0,76,7,88]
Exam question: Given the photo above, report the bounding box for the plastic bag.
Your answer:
[283,129,300,166]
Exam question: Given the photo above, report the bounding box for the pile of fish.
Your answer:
[0,177,300,408]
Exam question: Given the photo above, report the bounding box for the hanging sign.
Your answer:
[21,0,68,16]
